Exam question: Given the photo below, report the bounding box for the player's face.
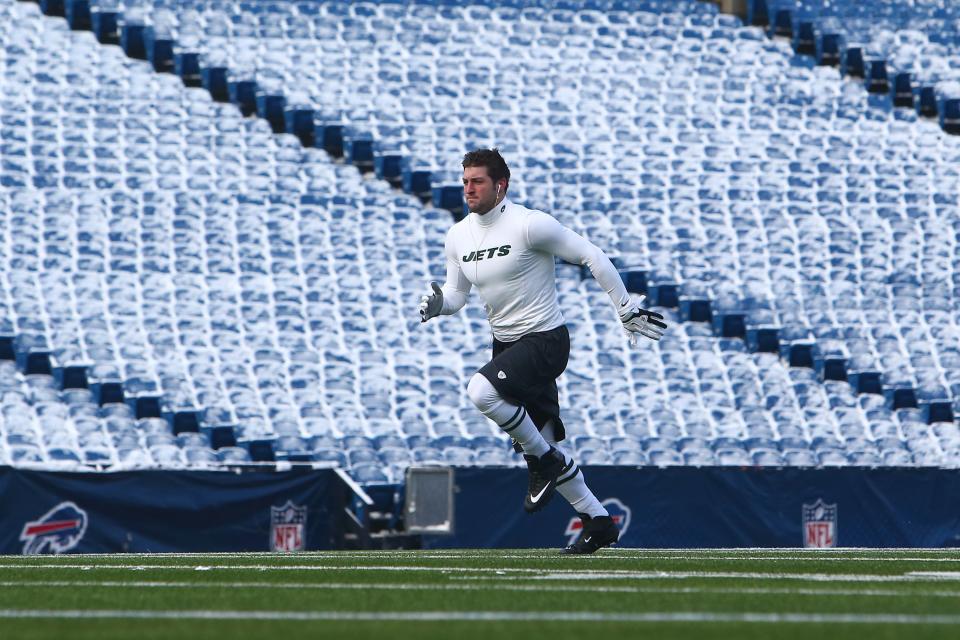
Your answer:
[463,166,504,214]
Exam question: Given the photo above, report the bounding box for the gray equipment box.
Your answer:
[404,467,454,534]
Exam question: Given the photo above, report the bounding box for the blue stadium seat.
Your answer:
[216,446,252,463]
[351,464,390,484]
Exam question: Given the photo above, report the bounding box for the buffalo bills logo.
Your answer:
[803,499,837,548]
[565,498,631,547]
[20,502,88,555]
[270,501,307,552]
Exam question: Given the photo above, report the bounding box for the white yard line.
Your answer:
[587,555,960,563]
[529,572,960,582]
[250,553,960,563]
[4,564,960,583]
[465,571,960,583]
[2,549,958,561]
[0,609,959,624]
[0,564,528,573]
[3,553,959,564]
[2,580,960,598]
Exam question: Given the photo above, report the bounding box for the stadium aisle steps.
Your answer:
[745,0,960,131]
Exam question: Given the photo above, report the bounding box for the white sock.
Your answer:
[467,373,551,458]
[553,445,609,519]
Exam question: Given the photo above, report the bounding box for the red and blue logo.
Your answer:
[270,501,307,552]
[564,498,632,547]
[20,502,88,555]
[803,499,837,548]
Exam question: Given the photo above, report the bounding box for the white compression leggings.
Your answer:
[466,373,608,518]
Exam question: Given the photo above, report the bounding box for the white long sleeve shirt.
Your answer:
[439,199,630,342]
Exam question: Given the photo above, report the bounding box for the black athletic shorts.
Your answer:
[478,324,570,443]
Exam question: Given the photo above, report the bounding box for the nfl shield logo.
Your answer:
[802,499,837,548]
[270,501,307,552]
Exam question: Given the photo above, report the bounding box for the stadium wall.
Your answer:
[425,467,960,549]
[0,467,359,554]
[7,466,960,553]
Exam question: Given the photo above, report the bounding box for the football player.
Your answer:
[420,149,666,553]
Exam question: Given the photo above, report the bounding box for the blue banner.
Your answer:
[0,467,349,554]
[425,466,960,548]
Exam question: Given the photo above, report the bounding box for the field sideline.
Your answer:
[1,549,959,639]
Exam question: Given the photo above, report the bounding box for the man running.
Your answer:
[419,148,667,553]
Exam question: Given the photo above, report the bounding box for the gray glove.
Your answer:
[418,282,443,322]
[619,295,668,344]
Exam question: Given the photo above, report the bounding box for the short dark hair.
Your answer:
[462,148,510,186]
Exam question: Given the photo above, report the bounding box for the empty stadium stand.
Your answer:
[754,0,960,128]
[1,0,959,484]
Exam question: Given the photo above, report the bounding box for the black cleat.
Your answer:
[561,514,620,554]
[523,447,565,513]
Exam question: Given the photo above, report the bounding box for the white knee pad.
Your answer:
[466,372,499,414]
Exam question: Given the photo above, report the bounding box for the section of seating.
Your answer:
[755,0,960,125]
[2,0,465,477]
[2,0,959,479]
[772,0,959,48]
[0,357,244,469]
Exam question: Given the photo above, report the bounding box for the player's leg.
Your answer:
[540,421,608,518]
[466,373,566,511]
[466,372,551,458]
[541,420,620,553]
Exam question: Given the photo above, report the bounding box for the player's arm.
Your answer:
[419,231,471,322]
[526,212,667,342]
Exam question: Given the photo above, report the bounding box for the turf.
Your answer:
[1,549,959,639]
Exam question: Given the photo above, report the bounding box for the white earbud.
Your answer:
[496,183,501,199]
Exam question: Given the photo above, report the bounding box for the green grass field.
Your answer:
[1,549,959,639]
